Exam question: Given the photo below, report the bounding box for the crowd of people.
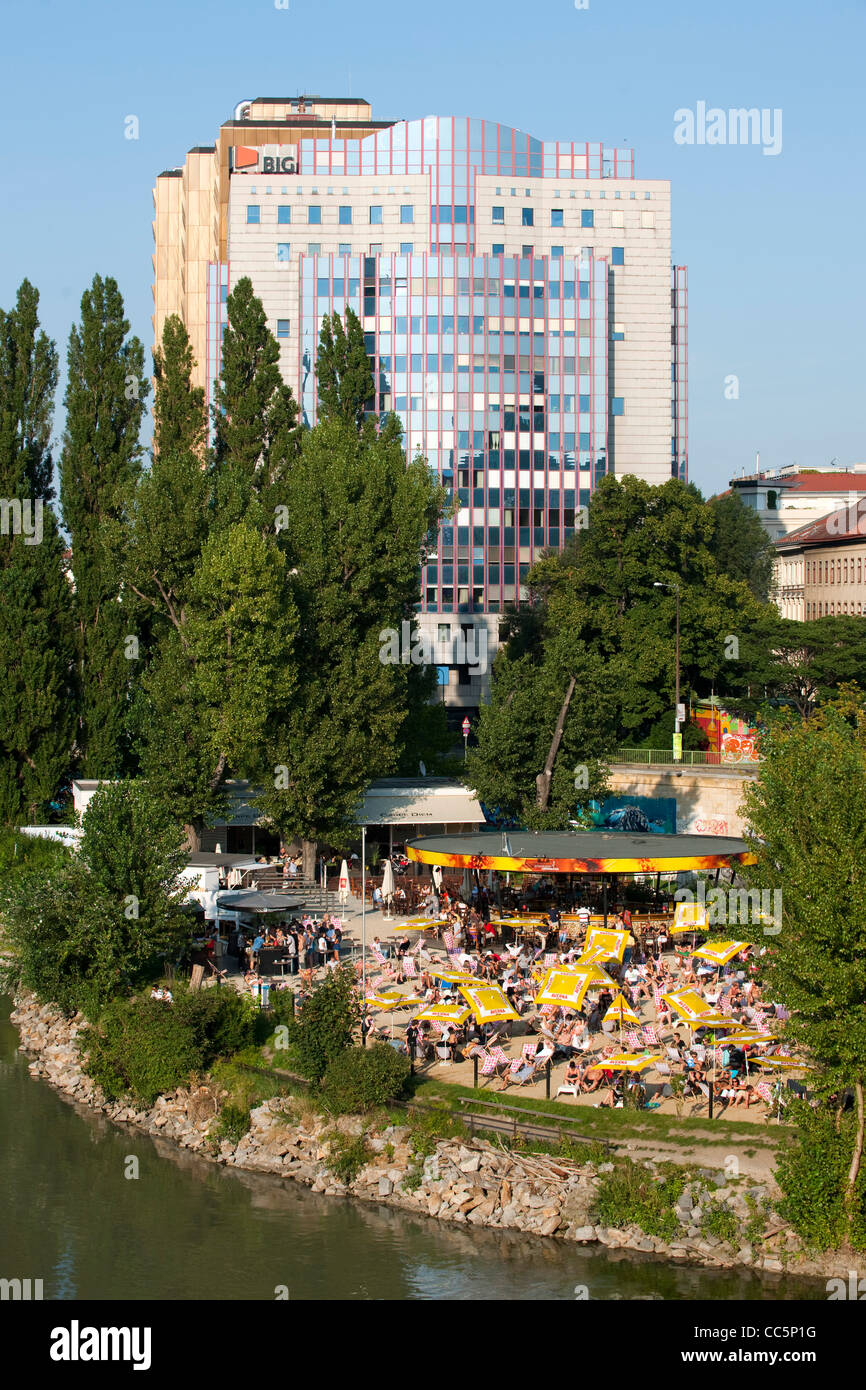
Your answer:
[229,912,343,980]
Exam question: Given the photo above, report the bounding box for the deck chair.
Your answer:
[401,956,417,978]
[690,1081,712,1115]
[642,1024,659,1046]
[755,1081,775,1107]
[625,1029,642,1050]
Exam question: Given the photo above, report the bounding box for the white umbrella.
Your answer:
[338,859,350,906]
[432,864,443,891]
[381,859,395,919]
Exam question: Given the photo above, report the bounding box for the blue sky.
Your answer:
[1,0,863,495]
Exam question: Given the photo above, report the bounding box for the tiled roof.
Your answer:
[775,506,864,548]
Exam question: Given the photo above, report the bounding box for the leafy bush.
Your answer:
[775,1101,866,1251]
[592,1160,688,1242]
[321,1044,411,1115]
[83,984,256,1105]
[407,1107,468,1157]
[213,1104,252,1145]
[287,966,361,1082]
[326,1131,372,1185]
[701,1205,739,1245]
[268,986,297,1028]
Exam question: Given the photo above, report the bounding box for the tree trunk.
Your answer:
[301,838,318,882]
[845,1079,864,1224]
[536,676,577,811]
[184,823,202,853]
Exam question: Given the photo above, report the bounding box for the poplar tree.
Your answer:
[211,276,301,528]
[59,275,148,776]
[0,280,76,822]
[316,306,374,432]
[132,295,300,846]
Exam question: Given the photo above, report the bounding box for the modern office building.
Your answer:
[154,98,688,705]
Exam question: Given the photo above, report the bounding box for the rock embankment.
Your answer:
[8,994,837,1281]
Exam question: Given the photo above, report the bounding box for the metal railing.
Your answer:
[610,748,762,767]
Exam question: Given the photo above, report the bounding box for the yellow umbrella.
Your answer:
[413,1002,471,1025]
[753,1055,813,1071]
[585,927,630,963]
[692,940,750,966]
[428,965,476,984]
[671,902,708,934]
[588,1052,661,1072]
[661,988,713,1022]
[574,944,611,966]
[364,992,405,1010]
[535,968,593,1010]
[576,964,618,991]
[716,1031,774,1046]
[604,993,640,1027]
[692,1013,738,1030]
[458,983,520,1024]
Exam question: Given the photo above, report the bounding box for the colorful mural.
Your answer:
[693,705,761,764]
[588,795,678,836]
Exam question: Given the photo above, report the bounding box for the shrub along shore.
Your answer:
[8,990,847,1284]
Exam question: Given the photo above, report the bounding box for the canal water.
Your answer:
[0,997,823,1301]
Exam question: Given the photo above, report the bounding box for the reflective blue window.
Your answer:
[579,281,589,299]
[276,319,290,338]
[581,209,594,228]
[522,207,534,226]
[247,205,260,224]
[400,205,414,223]
[308,206,322,224]
[492,206,504,224]
[551,208,564,227]
[612,246,624,265]
[611,397,625,415]
[277,206,291,224]
[276,243,291,261]
[338,206,352,224]
[369,205,382,224]
[492,243,504,256]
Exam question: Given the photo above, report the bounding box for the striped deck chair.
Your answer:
[490,1045,511,1070]
[720,995,734,1016]
[371,948,387,965]
[479,1052,499,1079]
[522,1043,539,1063]
[543,953,557,968]
[752,1010,768,1029]
[625,1030,642,1051]
[755,1080,774,1106]
[642,1024,660,1046]
[401,956,417,979]
[442,931,456,952]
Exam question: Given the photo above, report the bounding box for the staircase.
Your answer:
[249,867,332,911]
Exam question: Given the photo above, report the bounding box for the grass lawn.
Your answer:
[410,1075,786,1151]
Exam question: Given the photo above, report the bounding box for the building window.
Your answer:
[551,208,564,227]
[276,320,290,338]
[246,205,260,224]
[551,245,563,258]
[492,206,504,224]
[400,205,414,223]
[277,205,291,224]
[307,243,320,254]
[612,246,625,265]
[521,207,534,226]
[276,243,291,261]
[522,244,533,257]
[338,206,352,224]
[581,208,594,228]
[611,323,625,341]
[400,242,413,254]
[308,206,322,224]
[369,243,382,254]
[611,397,625,416]
[369,205,382,224]
[767,490,777,510]
[338,243,351,255]
[492,243,504,255]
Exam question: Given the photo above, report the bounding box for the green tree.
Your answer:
[59,275,148,776]
[255,417,445,868]
[0,280,76,822]
[315,306,374,432]
[211,276,301,527]
[709,490,775,602]
[287,965,361,1083]
[0,781,190,1016]
[739,710,866,1233]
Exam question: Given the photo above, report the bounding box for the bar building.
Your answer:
[153,97,688,704]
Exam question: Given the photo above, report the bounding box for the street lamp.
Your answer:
[653,581,682,762]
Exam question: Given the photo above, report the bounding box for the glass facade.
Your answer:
[672,265,688,480]
[299,251,609,616]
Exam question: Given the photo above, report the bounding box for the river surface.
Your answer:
[0,997,824,1301]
